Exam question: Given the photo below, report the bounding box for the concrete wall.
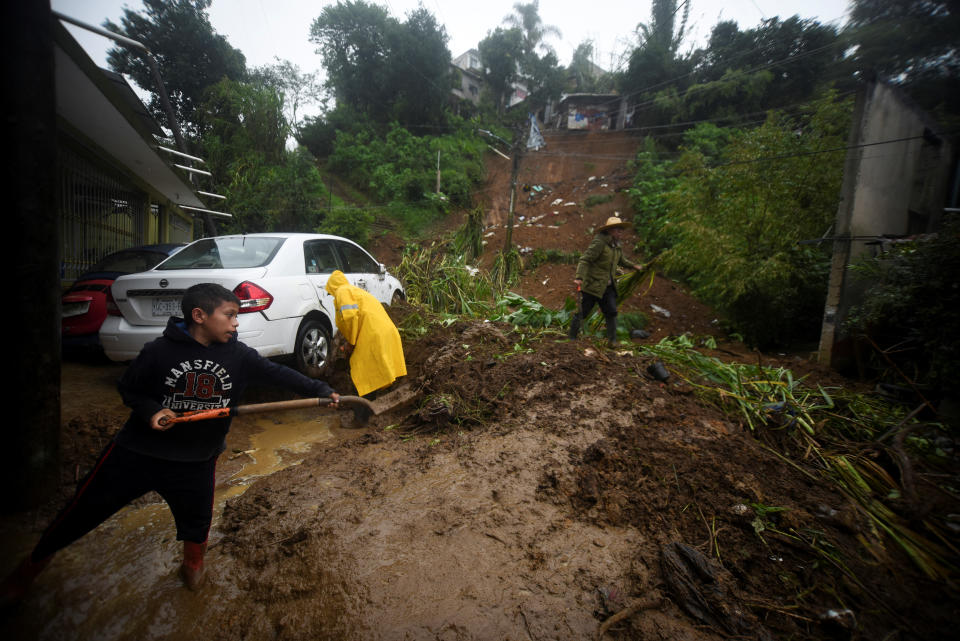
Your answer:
[818,82,956,368]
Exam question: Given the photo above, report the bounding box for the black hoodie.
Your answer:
[114,317,334,462]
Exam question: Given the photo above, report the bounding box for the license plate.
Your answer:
[62,301,90,318]
[152,297,181,317]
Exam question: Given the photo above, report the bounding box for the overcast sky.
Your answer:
[51,0,851,115]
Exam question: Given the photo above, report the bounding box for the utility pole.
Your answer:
[477,127,522,253]
[503,135,522,254]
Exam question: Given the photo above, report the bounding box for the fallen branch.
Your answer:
[596,595,662,640]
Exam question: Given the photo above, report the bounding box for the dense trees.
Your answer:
[104,0,246,136]
[478,27,524,113]
[844,0,959,122]
[308,0,452,127]
[101,0,955,345]
[105,0,332,238]
[631,94,852,347]
[620,0,690,102]
[478,1,564,114]
[621,7,845,129]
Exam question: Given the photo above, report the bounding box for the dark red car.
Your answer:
[62,243,185,348]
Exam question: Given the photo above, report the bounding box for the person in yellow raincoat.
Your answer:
[325,270,406,397]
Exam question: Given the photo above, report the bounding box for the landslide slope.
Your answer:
[208,314,955,640]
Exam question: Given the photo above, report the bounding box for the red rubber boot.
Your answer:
[179,541,206,591]
[0,555,52,607]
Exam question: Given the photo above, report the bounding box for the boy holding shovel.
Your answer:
[1,283,339,602]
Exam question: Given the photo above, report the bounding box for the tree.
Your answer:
[523,49,565,112]
[621,0,690,92]
[388,7,455,127]
[251,59,324,138]
[844,0,959,121]
[619,0,694,127]
[638,15,843,128]
[104,0,246,136]
[309,0,393,121]
[478,27,524,113]
[309,0,452,127]
[657,93,852,347]
[692,17,842,107]
[198,77,329,234]
[495,1,565,114]
[568,41,601,92]
[502,0,560,59]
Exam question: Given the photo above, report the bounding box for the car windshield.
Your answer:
[157,237,285,270]
[90,249,170,274]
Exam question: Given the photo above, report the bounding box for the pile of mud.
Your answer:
[211,318,956,640]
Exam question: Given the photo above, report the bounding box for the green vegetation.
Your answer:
[308,0,451,128]
[325,121,487,236]
[641,334,958,580]
[629,94,851,348]
[102,0,959,601]
[584,193,614,208]
[845,214,960,393]
[524,248,579,270]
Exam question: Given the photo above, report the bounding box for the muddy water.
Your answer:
[3,362,346,641]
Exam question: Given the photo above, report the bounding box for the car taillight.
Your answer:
[105,289,122,316]
[234,281,273,313]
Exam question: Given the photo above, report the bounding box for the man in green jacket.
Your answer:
[570,216,643,346]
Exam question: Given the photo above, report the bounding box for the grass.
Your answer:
[392,232,957,583]
[395,243,494,316]
[638,333,959,581]
[585,193,614,208]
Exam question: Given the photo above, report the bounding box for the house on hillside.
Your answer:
[555,93,626,131]
[450,48,533,115]
[53,16,213,285]
[451,49,484,109]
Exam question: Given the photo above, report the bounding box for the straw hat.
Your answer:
[597,216,630,232]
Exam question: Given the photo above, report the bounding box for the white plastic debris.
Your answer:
[819,609,856,630]
[564,202,576,207]
[650,304,671,318]
[551,198,564,206]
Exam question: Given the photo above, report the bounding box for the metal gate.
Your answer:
[59,145,152,282]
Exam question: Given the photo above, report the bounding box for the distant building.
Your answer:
[555,93,626,131]
[451,49,484,108]
[450,48,531,113]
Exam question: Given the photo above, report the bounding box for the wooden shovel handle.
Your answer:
[159,397,341,426]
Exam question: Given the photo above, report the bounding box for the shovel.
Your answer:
[158,384,418,429]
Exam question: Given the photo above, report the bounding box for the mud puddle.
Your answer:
[2,408,343,641]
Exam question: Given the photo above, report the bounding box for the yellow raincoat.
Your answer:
[325,271,406,396]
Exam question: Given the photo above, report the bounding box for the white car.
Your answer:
[100,233,405,376]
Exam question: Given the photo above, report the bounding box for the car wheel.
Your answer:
[391,290,404,306]
[295,319,332,377]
